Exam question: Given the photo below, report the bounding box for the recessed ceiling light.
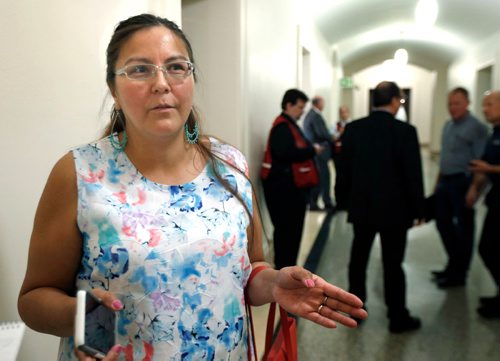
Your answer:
[415,0,439,27]
[394,48,409,64]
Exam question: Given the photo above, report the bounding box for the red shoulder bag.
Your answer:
[261,116,319,189]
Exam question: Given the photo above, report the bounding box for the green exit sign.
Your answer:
[340,77,353,88]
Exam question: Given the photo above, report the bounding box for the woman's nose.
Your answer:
[151,69,172,93]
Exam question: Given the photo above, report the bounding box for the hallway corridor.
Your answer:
[296,153,500,361]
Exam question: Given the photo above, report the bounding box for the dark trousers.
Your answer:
[435,174,474,279]
[332,153,347,209]
[348,224,410,320]
[478,206,500,290]
[263,181,307,269]
[309,156,333,207]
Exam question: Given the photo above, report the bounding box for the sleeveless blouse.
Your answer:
[58,135,253,360]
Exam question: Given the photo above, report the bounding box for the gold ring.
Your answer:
[322,296,329,305]
[317,304,324,314]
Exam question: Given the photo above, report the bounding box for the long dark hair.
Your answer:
[102,14,256,245]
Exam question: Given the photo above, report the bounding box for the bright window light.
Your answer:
[415,0,438,27]
[394,48,408,65]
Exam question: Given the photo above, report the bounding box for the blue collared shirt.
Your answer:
[439,112,488,175]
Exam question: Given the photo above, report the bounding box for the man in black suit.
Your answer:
[339,81,425,333]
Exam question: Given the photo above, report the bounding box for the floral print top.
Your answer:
[58,135,253,360]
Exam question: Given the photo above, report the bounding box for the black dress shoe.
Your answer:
[324,204,337,213]
[351,306,367,326]
[436,277,465,289]
[431,269,449,280]
[352,316,364,326]
[479,295,500,307]
[389,316,421,333]
[477,304,500,319]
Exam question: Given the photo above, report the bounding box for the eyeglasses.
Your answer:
[115,60,195,81]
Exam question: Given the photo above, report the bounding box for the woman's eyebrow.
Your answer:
[164,55,190,62]
[123,57,151,65]
[123,55,189,65]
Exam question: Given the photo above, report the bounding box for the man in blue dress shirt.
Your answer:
[432,87,488,288]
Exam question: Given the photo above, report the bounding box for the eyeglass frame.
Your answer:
[114,60,195,81]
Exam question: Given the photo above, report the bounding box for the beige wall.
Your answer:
[0,1,181,359]
[448,30,500,108]
[436,29,500,157]
[342,43,453,154]
[448,29,500,117]
[429,65,449,155]
[182,0,244,151]
[244,0,336,253]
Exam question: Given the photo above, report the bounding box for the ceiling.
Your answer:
[309,0,500,71]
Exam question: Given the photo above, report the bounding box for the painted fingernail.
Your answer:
[305,279,315,288]
[112,344,123,353]
[112,299,124,309]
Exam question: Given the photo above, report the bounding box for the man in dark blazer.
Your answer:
[303,96,336,211]
[339,81,425,333]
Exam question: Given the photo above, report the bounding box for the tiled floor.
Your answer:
[294,153,500,361]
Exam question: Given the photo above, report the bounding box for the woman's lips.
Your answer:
[151,104,174,112]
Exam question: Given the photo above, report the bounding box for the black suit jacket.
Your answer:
[338,110,425,228]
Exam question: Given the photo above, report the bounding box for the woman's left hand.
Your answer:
[272,266,367,328]
[75,345,122,361]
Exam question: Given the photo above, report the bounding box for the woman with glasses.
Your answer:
[17,14,367,361]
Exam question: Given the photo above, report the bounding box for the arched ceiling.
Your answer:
[309,0,500,71]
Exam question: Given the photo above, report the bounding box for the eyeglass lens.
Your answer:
[121,62,193,80]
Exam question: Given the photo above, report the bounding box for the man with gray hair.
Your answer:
[303,95,336,211]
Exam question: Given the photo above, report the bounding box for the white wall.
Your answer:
[437,29,500,155]
[448,29,500,108]
[351,63,436,145]
[243,0,336,255]
[182,0,244,151]
[298,18,338,128]
[0,1,181,359]
[182,0,336,256]
[244,0,336,180]
[244,0,299,179]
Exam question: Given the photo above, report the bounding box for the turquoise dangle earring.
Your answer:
[110,131,127,151]
[109,108,128,151]
[185,121,199,144]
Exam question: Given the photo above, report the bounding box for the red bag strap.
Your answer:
[245,265,271,361]
[264,302,276,356]
[272,116,307,149]
[261,115,309,180]
[245,292,258,361]
[264,303,294,360]
[279,306,294,358]
[247,264,270,286]
[284,122,308,149]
